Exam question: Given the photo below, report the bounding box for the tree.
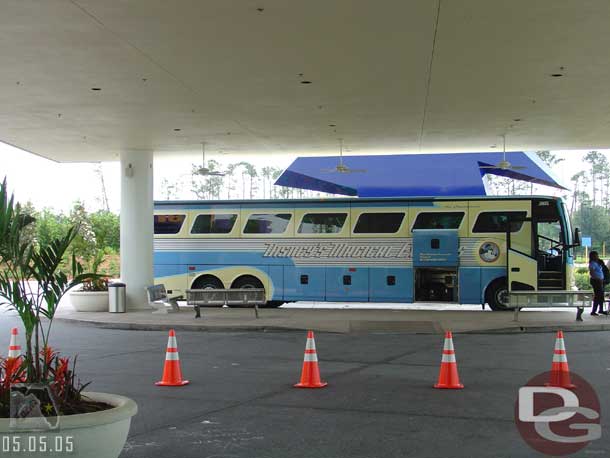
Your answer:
[94,164,110,211]
[190,161,224,200]
[570,171,587,215]
[160,178,181,200]
[224,163,238,199]
[261,166,274,199]
[243,162,258,199]
[89,211,120,252]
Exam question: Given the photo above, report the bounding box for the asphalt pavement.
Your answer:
[1,312,609,458]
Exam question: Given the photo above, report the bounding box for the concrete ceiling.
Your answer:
[1,1,610,162]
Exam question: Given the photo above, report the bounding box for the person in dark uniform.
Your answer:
[589,251,608,316]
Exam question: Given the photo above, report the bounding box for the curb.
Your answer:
[54,317,294,333]
[464,324,610,334]
[55,316,610,335]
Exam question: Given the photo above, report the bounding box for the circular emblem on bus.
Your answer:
[479,242,500,263]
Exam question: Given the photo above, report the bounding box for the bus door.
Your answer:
[412,229,459,301]
[532,199,566,290]
[506,216,538,292]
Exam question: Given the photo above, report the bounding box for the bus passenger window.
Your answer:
[354,212,405,233]
[300,275,309,285]
[473,211,527,233]
[191,214,237,234]
[244,214,291,234]
[154,214,186,234]
[298,213,347,234]
[343,275,352,286]
[413,212,464,230]
[387,275,396,286]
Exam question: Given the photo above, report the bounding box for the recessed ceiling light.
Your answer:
[173,128,181,132]
[300,80,312,84]
[551,73,563,77]
[91,87,101,91]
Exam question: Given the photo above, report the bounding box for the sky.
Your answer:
[0,141,607,214]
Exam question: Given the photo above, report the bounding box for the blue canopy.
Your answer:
[274,152,567,197]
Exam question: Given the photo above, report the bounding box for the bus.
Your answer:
[153,195,580,311]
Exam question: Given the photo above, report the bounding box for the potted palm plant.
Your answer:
[69,250,110,312]
[0,178,137,458]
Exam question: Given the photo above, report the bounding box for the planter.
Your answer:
[69,290,109,312]
[0,392,137,458]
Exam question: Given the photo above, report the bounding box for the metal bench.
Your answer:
[186,288,266,318]
[509,290,593,321]
[145,284,184,314]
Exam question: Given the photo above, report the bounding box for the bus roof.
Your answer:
[154,195,562,207]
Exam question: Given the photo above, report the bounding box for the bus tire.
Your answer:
[486,279,511,311]
[192,275,224,290]
[264,301,284,308]
[191,275,224,307]
[230,275,265,308]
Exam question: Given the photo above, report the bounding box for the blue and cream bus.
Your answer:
[153,196,579,310]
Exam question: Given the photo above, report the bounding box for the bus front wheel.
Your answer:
[486,279,511,311]
[192,275,224,290]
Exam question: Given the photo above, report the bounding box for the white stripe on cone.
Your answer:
[305,339,316,351]
[441,353,456,363]
[167,336,178,348]
[553,353,568,363]
[443,338,454,352]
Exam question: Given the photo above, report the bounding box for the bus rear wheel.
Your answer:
[230,275,265,308]
[486,279,511,311]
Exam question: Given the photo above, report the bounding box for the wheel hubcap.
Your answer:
[496,288,509,308]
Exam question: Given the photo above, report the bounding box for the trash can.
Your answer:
[108,282,126,313]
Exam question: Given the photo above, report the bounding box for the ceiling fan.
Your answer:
[321,138,366,174]
[479,134,526,171]
[194,142,226,176]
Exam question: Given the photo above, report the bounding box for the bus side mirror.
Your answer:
[574,228,581,246]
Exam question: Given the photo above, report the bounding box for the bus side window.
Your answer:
[298,213,347,234]
[412,212,464,230]
[300,275,309,285]
[244,213,291,234]
[191,214,237,234]
[387,275,396,286]
[154,214,186,234]
[472,211,527,233]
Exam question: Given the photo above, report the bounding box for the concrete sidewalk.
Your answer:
[54,304,610,334]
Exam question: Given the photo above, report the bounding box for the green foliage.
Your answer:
[89,210,119,252]
[572,205,610,253]
[35,209,71,249]
[574,271,590,291]
[0,178,97,386]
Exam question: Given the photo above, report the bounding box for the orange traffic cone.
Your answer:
[7,327,25,382]
[546,330,575,389]
[155,329,189,386]
[294,330,327,388]
[434,331,464,389]
[8,328,21,360]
